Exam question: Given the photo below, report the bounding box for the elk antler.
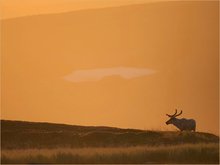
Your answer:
[166,109,177,117]
[174,110,182,117]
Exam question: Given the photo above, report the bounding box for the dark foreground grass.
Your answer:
[1,143,219,164]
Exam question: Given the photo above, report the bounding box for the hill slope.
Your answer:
[1,120,219,149]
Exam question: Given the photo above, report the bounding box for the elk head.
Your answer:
[166,109,182,125]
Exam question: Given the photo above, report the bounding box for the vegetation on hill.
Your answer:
[2,143,219,164]
[1,120,219,163]
[1,120,219,149]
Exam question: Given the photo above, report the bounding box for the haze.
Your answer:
[1,0,219,135]
[0,0,167,19]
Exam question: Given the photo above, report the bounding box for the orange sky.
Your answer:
[1,0,219,135]
[0,0,166,19]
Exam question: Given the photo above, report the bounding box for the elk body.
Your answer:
[166,109,196,131]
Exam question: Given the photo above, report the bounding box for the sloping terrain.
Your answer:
[1,120,219,149]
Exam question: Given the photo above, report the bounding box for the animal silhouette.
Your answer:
[166,109,196,131]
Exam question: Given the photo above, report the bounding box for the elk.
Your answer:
[166,109,196,131]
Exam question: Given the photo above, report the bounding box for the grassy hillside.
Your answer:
[1,120,219,149]
[1,120,219,163]
[2,143,219,164]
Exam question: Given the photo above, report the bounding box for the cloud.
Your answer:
[63,67,156,82]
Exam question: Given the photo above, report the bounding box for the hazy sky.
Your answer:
[1,0,219,135]
[0,0,167,19]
